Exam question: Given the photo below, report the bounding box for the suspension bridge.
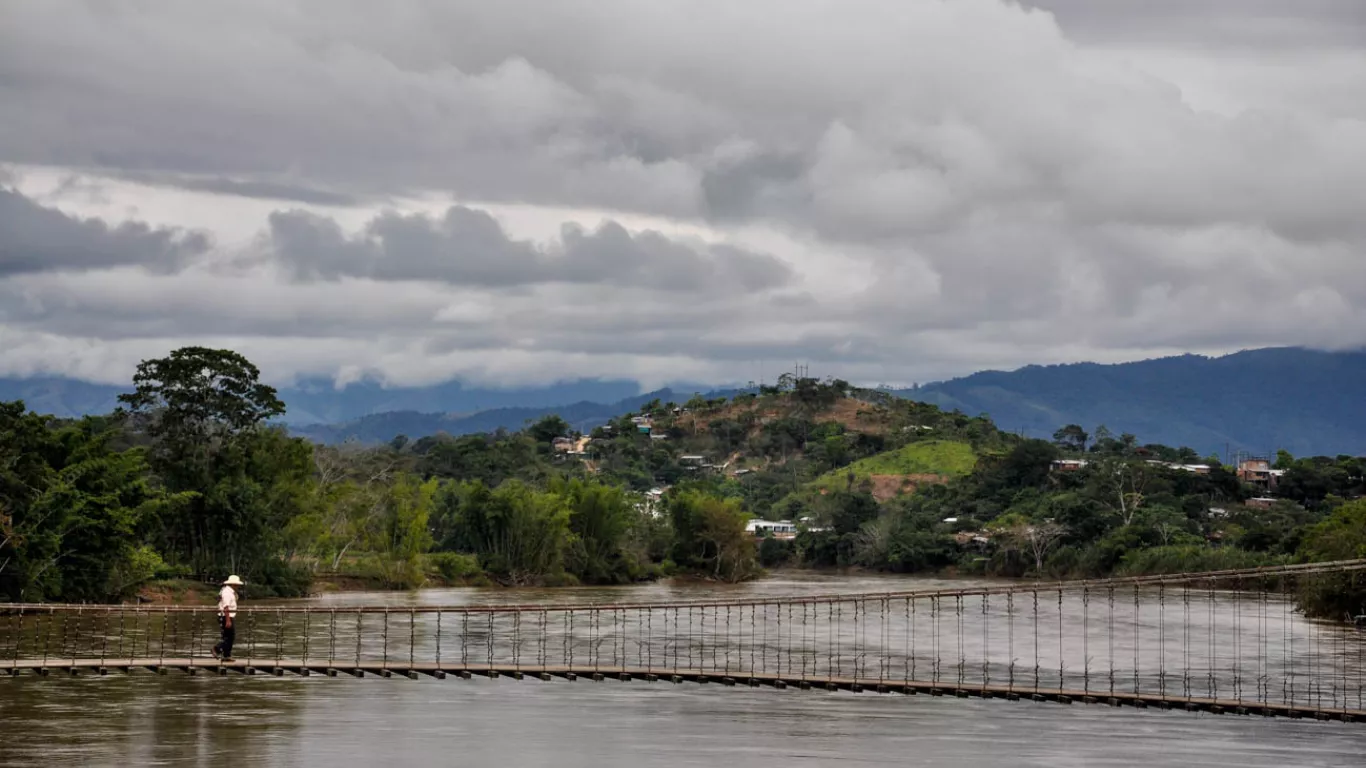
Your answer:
[3,560,1364,722]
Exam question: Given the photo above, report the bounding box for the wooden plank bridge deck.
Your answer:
[5,657,1363,722]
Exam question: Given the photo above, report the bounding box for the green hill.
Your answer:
[578,379,1017,517]
[830,439,977,477]
[803,437,978,502]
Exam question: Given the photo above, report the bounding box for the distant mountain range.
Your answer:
[4,346,1363,457]
[0,376,672,426]
[287,390,691,445]
[899,347,1366,458]
[0,373,727,445]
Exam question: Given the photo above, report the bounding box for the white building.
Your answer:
[637,487,668,518]
[746,519,797,539]
[1051,459,1088,471]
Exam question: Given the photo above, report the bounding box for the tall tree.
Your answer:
[360,473,436,589]
[554,477,636,584]
[117,347,305,590]
[119,346,285,438]
[1051,424,1089,453]
[437,480,571,585]
[527,414,571,446]
[1003,518,1067,573]
[666,489,757,582]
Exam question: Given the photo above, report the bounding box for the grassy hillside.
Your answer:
[808,439,977,497]
[831,439,978,476]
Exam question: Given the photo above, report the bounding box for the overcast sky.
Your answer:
[2,0,1364,389]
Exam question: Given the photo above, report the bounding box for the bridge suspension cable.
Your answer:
[2,560,1363,722]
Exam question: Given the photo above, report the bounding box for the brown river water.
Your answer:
[2,572,1363,767]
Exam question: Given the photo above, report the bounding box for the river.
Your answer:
[2,573,1363,767]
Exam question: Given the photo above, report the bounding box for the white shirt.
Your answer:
[218,585,238,618]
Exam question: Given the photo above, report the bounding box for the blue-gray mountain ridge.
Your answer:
[2,347,1361,457]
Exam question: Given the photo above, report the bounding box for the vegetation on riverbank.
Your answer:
[0,347,763,602]
[3,347,1362,620]
[752,430,1364,619]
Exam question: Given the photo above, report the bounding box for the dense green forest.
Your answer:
[2,347,1362,620]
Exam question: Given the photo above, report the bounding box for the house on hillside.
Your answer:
[746,519,797,539]
[552,437,575,452]
[1051,459,1088,472]
[1146,460,1212,475]
[680,454,725,473]
[638,487,669,518]
[1238,458,1281,492]
[952,530,991,552]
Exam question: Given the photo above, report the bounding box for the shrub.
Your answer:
[245,558,314,598]
[1296,499,1366,620]
[428,552,482,582]
[1113,546,1284,577]
[151,557,194,581]
[541,571,581,587]
[758,537,794,567]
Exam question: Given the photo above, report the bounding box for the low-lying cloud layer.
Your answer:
[1,0,1364,389]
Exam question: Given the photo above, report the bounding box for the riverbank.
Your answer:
[135,572,495,605]
[117,549,1333,610]
[131,565,948,606]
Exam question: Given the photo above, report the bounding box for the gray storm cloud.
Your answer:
[0,188,209,277]
[0,0,1363,387]
[266,206,791,292]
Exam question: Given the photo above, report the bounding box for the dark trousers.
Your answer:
[213,615,236,659]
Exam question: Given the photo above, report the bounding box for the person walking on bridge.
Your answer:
[212,575,243,661]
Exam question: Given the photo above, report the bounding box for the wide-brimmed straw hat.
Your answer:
[222,575,245,587]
